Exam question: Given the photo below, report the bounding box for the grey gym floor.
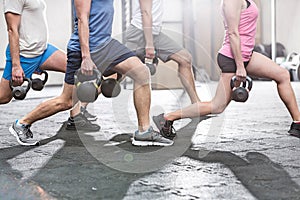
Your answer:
[1,81,300,200]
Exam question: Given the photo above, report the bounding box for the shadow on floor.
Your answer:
[1,116,299,199]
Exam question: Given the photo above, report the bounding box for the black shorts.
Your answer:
[65,38,135,85]
[217,53,249,73]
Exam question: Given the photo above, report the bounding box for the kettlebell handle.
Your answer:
[76,68,102,84]
[230,75,253,91]
[41,71,48,84]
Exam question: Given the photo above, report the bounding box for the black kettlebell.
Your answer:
[145,57,158,75]
[31,71,48,91]
[9,77,32,100]
[101,77,121,98]
[74,68,102,103]
[136,49,159,75]
[230,76,253,102]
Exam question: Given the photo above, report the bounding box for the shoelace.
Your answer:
[161,121,176,136]
[23,125,33,138]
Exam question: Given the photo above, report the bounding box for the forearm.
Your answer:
[77,17,91,59]
[7,24,21,68]
[229,32,244,69]
[140,0,154,48]
[141,13,154,48]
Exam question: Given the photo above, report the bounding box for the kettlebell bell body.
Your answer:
[75,68,102,102]
[31,71,48,91]
[230,76,253,102]
[101,78,121,98]
[10,77,32,100]
[145,57,158,75]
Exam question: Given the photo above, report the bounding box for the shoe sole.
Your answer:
[131,138,174,146]
[9,126,40,146]
[86,117,97,122]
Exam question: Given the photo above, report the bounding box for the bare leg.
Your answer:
[165,73,234,121]
[114,57,151,132]
[247,52,300,121]
[40,49,86,118]
[169,49,201,103]
[39,50,67,73]
[19,83,75,124]
[0,78,13,104]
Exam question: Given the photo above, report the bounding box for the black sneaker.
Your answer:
[66,113,100,131]
[81,107,97,121]
[153,113,176,140]
[132,126,174,146]
[288,122,300,138]
[9,121,40,146]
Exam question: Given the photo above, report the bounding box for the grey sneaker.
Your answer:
[81,106,97,121]
[66,113,100,131]
[9,121,39,146]
[153,113,176,140]
[132,126,174,146]
[288,122,300,138]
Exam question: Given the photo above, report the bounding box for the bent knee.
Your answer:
[131,64,151,85]
[274,68,290,83]
[211,103,227,114]
[174,50,193,66]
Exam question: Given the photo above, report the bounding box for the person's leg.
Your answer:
[39,45,97,123]
[164,73,234,121]
[247,52,300,121]
[9,83,75,146]
[169,49,201,103]
[113,56,173,146]
[0,78,13,104]
[39,49,67,73]
[19,83,75,125]
[113,56,151,131]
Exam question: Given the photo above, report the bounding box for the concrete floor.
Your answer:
[0,81,300,200]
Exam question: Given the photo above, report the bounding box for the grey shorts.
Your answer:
[65,38,135,85]
[125,24,183,62]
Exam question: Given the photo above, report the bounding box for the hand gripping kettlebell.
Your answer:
[31,70,48,91]
[135,49,158,75]
[9,77,32,100]
[101,74,122,98]
[230,76,253,102]
[75,68,102,102]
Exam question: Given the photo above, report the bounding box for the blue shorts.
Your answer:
[2,44,58,80]
[65,38,135,85]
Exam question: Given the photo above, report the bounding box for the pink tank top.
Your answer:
[219,0,258,61]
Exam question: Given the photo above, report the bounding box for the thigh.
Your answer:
[91,39,135,77]
[247,52,288,80]
[39,44,67,73]
[0,78,13,100]
[154,32,183,62]
[168,49,192,64]
[113,56,147,79]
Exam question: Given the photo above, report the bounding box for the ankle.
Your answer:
[138,125,151,132]
[18,119,29,126]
